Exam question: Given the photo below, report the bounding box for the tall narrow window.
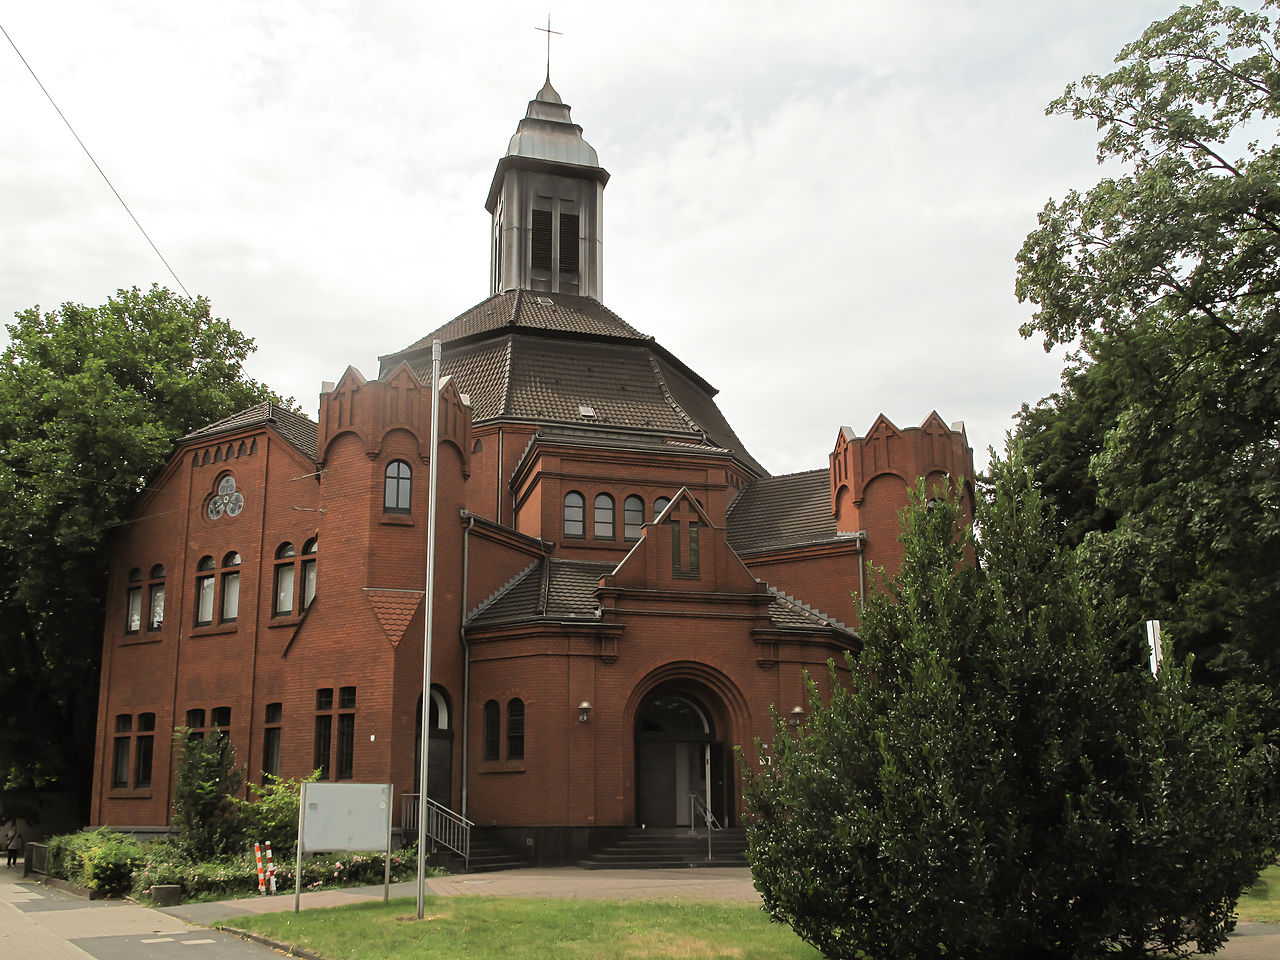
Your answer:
[558,212,580,275]
[111,714,132,789]
[653,496,671,520]
[483,700,500,761]
[134,713,155,788]
[211,706,231,731]
[221,552,241,622]
[507,698,525,761]
[262,702,282,783]
[337,685,356,780]
[531,207,553,271]
[147,565,165,631]
[384,460,412,513]
[314,688,333,779]
[195,557,215,626]
[274,543,296,615]
[594,494,615,540]
[624,495,645,540]
[302,538,318,609]
[563,491,585,538]
[125,568,143,633]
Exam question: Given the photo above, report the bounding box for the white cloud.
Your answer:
[1,0,1175,474]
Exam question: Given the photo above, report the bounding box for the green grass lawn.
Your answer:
[1238,864,1280,923]
[223,896,822,959]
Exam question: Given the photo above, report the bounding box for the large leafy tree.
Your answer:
[743,453,1276,959]
[1014,0,1280,680]
[0,285,279,814]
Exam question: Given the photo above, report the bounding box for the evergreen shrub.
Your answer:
[743,450,1278,959]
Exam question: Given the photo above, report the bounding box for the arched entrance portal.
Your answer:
[634,691,729,828]
[414,686,453,807]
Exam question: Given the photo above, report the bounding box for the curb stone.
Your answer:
[219,924,325,959]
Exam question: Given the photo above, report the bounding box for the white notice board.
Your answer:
[299,782,392,852]
[295,782,394,911]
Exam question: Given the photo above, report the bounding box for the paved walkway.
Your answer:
[4,857,1280,959]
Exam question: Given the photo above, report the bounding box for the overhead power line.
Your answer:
[0,20,192,298]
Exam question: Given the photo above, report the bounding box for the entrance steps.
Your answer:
[432,830,528,874]
[579,827,748,869]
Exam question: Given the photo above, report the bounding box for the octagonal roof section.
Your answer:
[505,78,600,168]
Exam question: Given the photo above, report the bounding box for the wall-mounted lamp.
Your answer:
[578,701,593,723]
[789,705,805,727]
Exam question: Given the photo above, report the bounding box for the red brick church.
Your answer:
[90,76,974,861]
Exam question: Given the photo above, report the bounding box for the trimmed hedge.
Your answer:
[45,828,144,897]
[131,845,425,901]
[43,828,432,903]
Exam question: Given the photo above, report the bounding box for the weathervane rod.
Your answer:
[535,14,562,81]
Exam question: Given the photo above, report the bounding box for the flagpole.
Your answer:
[416,339,442,921]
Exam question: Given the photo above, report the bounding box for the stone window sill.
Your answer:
[120,634,163,646]
[479,761,527,774]
[190,623,238,638]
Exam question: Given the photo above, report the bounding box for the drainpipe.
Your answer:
[857,530,868,610]
[460,511,476,818]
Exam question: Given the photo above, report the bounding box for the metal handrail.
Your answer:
[402,794,474,871]
[688,792,721,832]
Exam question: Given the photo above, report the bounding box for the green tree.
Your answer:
[0,285,280,810]
[171,729,245,861]
[743,453,1277,959]
[1014,0,1280,680]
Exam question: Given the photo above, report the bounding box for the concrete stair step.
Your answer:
[579,827,748,870]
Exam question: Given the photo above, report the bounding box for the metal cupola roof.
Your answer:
[501,78,601,168]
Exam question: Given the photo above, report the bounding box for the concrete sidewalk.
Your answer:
[6,858,1280,959]
[163,865,763,926]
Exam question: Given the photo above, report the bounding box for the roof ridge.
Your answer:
[466,560,539,623]
[763,467,829,482]
[537,556,552,615]
[647,354,699,435]
[761,581,849,631]
[499,335,514,417]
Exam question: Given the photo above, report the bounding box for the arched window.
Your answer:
[594,493,615,540]
[653,496,671,519]
[195,556,216,626]
[563,491,585,538]
[125,568,143,633]
[507,698,525,760]
[624,495,645,541]
[274,542,296,615]
[147,564,166,631]
[384,460,412,513]
[221,552,241,622]
[483,700,500,761]
[302,538,318,609]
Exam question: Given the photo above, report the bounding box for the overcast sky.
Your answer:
[2,1,1177,476]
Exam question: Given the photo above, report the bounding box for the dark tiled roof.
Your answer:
[654,357,766,477]
[389,291,649,356]
[409,335,763,473]
[764,584,855,636]
[726,470,837,554]
[468,559,612,626]
[181,402,318,461]
[439,337,512,421]
[383,291,766,476]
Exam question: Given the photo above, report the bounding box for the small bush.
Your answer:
[237,771,318,861]
[171,729,244,861]
[44,828,143,897]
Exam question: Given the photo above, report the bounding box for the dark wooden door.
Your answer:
[636,740,676,826]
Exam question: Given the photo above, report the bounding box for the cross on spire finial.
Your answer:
[535,14,562,82]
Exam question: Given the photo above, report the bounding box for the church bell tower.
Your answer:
[485,78,609,299]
